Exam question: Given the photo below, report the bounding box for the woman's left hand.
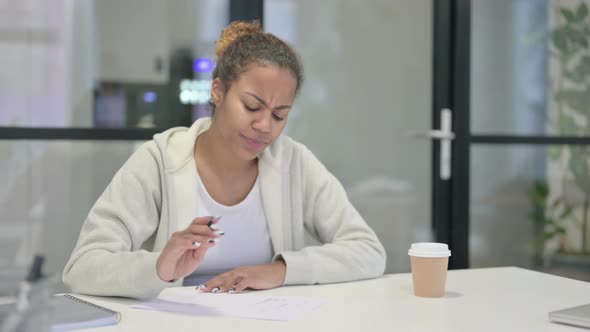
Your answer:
[199,259,286,293]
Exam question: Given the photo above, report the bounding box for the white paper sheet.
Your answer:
[131,288,327,321]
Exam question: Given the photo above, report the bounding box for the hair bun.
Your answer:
[215,20,262,61]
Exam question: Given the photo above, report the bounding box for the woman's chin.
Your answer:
[237,147,262,161]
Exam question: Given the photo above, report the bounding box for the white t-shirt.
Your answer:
[183,170,274,286]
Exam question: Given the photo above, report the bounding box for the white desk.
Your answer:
[71,267,589,331]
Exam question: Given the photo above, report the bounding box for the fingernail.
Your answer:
[192,241,201,247]
[196,284,207,290]
[208,239,219,243]
[228,288,236,294]
[211,287,220,293]
[213,230,225,236]
[207,217,215,227]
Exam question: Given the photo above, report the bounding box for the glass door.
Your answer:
[450,0,590,281]
[265,0,442,273]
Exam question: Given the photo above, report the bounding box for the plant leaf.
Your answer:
[545,218,556,226]
[555,89,590,113]
[551,28,569,53]
[578,55,590,76]
[528,181,548,204]
[559,112,577,134]
[544,230,558,240]
[559,205,573,219]
[564,69,586,83]
[561,8,577,23]
[577,2,589,20]
[571,29,588,48]
[569,146,590,194]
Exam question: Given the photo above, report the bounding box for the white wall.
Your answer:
[0,0,70,127]
[95,0,169,84]
[68,0,96,127]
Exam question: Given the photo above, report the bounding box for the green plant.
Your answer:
[528,181,570,253]
[551,2,590,130]
[545,1,590,254]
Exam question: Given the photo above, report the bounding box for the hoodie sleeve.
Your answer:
[62,142,179,299]
[277,144,386,285]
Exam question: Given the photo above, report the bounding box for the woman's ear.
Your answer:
[211,78,225,107]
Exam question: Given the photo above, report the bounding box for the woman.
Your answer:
[63,21,385,299]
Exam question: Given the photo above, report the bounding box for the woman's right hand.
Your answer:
[156,216,222,282]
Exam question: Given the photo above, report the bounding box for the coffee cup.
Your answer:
[408,242,451,297]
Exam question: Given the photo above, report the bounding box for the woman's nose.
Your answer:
[252,112,272,133]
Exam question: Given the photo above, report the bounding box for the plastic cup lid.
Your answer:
[408,242,451,257]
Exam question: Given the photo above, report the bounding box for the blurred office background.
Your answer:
[1,0,589,293]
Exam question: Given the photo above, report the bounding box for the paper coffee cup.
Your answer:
[408,243,451,298]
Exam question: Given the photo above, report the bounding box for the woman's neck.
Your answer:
[195,125,256,177]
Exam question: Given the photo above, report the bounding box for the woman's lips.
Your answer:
[242,135,268,149]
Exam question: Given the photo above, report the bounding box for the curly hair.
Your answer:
[212,20,304,98]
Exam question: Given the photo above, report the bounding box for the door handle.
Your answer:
[431,108,453,180]
[408,109,454,180]
[414,109,454,180]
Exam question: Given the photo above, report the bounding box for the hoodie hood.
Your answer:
[152,117,288,175]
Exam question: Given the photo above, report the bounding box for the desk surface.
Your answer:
[70,267,589,331]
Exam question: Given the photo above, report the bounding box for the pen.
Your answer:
[208,216,222,228]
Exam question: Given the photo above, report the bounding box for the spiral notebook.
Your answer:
[0,294,120,331]
[51,294,120,331]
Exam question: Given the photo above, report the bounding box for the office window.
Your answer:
[471,145,590,282]
[0,0,229,129]
[0,140,145,292]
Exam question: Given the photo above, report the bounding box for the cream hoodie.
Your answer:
[63,118,386,299]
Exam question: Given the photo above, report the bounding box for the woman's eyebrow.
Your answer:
[245,92,291,110]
